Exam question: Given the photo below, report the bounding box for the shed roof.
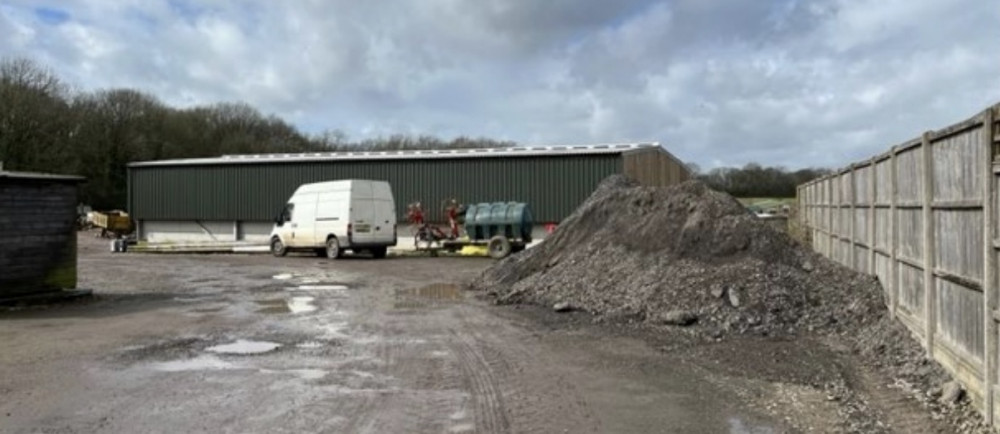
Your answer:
[0,170,85,183]
[128,142,665,167]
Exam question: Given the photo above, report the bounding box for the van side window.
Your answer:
[283,203,294,222]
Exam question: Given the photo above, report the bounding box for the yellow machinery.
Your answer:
[91,210,134,238]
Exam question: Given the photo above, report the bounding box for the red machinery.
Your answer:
[408,199,463,248]
[443,198,461,239]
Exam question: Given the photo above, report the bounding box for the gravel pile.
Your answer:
[475,175,886,338]
[473,175,991,433]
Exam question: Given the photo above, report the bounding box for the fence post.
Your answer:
[850,167,857,268]
[890,147,899,317]
[922,131,936,357]
[798,185,805,237]
[869,158,877,275]
[982,108,997,425]
[828,177,835,258]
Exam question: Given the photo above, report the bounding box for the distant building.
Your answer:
[126,143,690,243]
[0,169,85,299]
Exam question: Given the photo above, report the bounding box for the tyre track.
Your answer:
[857,368,951,433]
[449,328,511,433]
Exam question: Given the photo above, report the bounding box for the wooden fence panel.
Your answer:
[875,159,892,204]
[875,208,892,250]
[937,278,986,361]
[896,147,924,203]
[876,253,892,297]
[935,209,984,280]
[796,104,1000,427]
[898,209,924,262]
[838,239,852,265]
[899,261,926,316]
[855,245,870,273]
[932,128,985,201]
[855,165,872,205]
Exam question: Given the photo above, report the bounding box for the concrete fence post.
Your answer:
[869,158,877,275]
[982,108,997,424]
[833,175,840,260]
[890,147,899,317]
[922,131,937,357]
[849,167,857,267]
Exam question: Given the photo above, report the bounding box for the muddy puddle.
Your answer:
[393,284,464,309]
[152,355,236,372]
[296,285,349,291]
[255,296,317,315]
[256,300,291,314]
[206,339,282,355]
[192,306,225,313]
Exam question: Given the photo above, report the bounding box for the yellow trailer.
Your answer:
[91,210,133,238]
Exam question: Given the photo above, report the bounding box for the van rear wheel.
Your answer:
[326,237,343,259]
[371,247,387,259]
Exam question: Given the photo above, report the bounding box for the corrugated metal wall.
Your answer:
[129,155,627,223]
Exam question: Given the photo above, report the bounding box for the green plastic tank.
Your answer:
[464,202,533,242]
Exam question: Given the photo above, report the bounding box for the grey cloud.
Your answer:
[0,0,998,170]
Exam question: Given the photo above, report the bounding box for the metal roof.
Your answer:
[128,142,661,167]
[0,170,85,182]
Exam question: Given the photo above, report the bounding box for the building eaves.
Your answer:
[128,142,661,167]
[0,170,85,182]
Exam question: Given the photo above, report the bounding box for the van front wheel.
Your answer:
[326,237,343,259]
[271,238,287,257]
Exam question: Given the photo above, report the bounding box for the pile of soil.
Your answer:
[473,175,991,433]
[476,176,884,338]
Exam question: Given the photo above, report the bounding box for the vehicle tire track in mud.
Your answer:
[855,368,951,433]
[447,306,599,434]
[336,391,381,434]
[449,328,511,434]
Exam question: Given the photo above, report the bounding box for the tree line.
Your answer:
[689,163,832,198]
[0,57,513,210]
[1,56,830,208]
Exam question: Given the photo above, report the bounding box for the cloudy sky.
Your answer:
[1,0,997,169]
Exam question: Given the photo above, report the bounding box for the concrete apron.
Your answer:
[127,236,543,255]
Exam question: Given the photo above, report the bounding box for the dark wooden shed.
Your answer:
[0,169,85,299]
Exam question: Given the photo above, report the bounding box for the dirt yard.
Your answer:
[0,232,977,433]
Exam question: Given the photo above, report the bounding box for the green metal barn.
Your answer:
[126,143,689,243]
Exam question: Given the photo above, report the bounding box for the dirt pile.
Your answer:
[475,176,887,338]
[474,175,994,432]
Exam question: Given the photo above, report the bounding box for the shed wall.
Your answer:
[0,179,79,297]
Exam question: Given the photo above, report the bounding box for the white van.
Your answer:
[270,180,397,259]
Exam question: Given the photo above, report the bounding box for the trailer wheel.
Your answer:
[487,236,512,259]
[271,237,288,257]
[326,237,343,259]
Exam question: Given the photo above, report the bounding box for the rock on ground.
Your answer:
[657,310,697,326]
[553,302,573,313]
